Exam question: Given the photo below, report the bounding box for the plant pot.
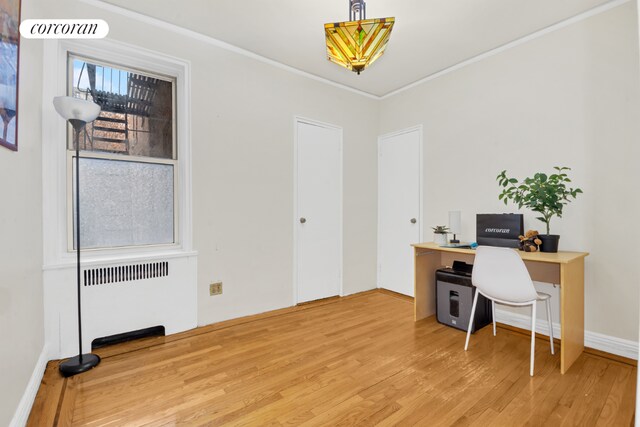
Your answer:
[434,233,448,246]
[538,234,560,253]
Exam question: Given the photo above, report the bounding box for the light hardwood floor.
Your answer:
[28,291,636,426]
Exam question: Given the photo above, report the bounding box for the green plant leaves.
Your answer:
[496,166,583,234]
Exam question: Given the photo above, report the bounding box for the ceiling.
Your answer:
[101,0,613,97]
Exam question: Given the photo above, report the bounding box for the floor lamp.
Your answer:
[53,96,102,377]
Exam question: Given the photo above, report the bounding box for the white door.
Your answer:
[378,126,422,296]
[295,119,342,303]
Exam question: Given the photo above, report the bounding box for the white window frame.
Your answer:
[42,39,193,268]
[65,54,179,252]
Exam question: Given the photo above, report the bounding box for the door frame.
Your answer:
[293,116,344,305]
[377,124,424,289]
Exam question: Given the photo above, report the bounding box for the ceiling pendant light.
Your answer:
[324,0,395,75]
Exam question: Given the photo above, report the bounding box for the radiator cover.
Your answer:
[43,253,197,359]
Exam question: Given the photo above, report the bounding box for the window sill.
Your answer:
[42,248,198,271]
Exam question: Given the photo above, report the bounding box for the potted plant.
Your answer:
[496,167,582,253]
[432,225,450,246]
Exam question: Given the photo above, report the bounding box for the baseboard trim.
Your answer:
[9,345,49,427]
[583,329,639,363]
[495,309,638,361]
[376,288,414,302]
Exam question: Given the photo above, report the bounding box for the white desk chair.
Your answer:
[464,246,554,376]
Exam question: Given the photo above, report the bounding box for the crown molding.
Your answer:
[80,0,631,101]
[380,0,632,99]
[78,0,380,100]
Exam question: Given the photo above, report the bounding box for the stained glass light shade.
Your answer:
[325,17,395,74]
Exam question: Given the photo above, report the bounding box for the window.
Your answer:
[68,55,177,250]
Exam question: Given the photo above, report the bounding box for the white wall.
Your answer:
[38,0,379,329]
[379,2,640,342]
[0,0,46,424]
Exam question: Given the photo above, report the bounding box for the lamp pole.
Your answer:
[72,120,84,363]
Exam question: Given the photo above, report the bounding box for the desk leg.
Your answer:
[560,257,585,374]
[414,249,440,321]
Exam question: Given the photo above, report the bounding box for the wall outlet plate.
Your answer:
[209,282,223,296]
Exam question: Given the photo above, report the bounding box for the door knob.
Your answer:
[300,217,307,224]
[410,218,417,224]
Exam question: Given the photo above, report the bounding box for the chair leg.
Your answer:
[492,300,496,336]
[530,301,537,376]
[465,291,479,351]
[546,298,555,355]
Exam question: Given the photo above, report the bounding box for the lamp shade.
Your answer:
[325,17,395,74]
[53,96,101,123]
[448,211,461,234]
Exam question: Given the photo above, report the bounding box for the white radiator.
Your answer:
[43,253,197,359]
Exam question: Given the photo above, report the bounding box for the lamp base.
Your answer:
[59,353,101,377]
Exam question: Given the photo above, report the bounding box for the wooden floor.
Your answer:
[28,291,636,426]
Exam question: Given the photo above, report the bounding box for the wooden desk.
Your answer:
[413,242,589,374]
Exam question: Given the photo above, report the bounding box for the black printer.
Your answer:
[435,261,492,333]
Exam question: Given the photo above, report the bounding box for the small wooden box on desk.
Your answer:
[412,242,589,374]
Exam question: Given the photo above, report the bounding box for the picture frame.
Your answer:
[0,0,21,151]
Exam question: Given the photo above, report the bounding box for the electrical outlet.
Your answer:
[209,282,223,296]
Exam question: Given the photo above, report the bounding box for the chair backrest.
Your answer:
[472,246,538,303]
